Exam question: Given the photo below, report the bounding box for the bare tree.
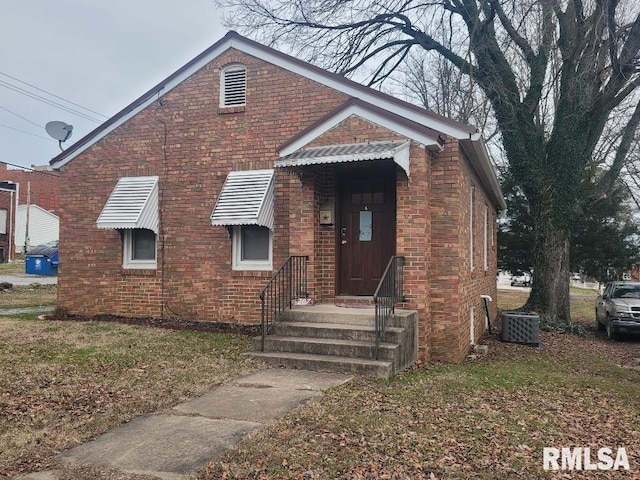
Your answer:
[219,0,640,321]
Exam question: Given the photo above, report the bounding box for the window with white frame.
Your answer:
[470,184,475,271]
[232,225,272,271]
[483,204,489,271]
[123,229,157,269]
[0,209,7,235]
[220,64,247,107]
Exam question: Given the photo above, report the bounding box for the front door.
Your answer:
[338,165,396,295]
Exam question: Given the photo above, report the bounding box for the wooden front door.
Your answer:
[338,165,396,295]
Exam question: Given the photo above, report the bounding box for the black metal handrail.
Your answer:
[373,256,405,360]
[260,255,309,351]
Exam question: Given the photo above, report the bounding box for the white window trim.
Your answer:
[220,64,247,108]
[232,225,273,271]
[470,306,475,345]
[0,209,7,235]
[470,185,475,272]
[123,229,157,269]
[483,204,489,271]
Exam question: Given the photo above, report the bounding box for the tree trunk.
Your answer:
[525,220,571,321]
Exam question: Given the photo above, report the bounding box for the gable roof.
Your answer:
[49,30,504,209]
[278,98,445,155]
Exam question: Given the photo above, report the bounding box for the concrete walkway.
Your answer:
[17,369,352,480]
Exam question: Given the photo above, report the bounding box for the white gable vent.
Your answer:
[221,64,247,107]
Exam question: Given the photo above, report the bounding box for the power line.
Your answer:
[0,71,108,119]
[0,104,42,129]
[0,79,103,123]
[0,124,53,141]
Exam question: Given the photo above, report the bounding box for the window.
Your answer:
[483,204,489,271]
[220,64,247,107]
[232,225,272,271]
[123,229,157,269]
[470,184,475,271]
[0,209,6,235]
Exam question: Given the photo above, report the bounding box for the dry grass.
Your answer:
[192,289,639,480]
[0,284,56,308]
[0,317,259,477]
[0,261,25,274]
[3,286,639,480]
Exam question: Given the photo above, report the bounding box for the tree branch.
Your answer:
[595,98,640,201]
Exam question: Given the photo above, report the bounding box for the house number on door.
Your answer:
[359,210,372,241]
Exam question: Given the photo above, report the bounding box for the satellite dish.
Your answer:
[45,121,73,151]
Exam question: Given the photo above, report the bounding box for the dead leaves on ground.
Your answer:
[197,327,639,480]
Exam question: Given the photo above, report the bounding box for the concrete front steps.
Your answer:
[245,304,418,379]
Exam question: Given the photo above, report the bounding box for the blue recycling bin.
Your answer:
[25,245,59,276]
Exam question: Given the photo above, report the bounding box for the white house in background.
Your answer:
[14,204,59,253]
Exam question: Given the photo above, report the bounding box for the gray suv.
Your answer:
[595,281,640,339]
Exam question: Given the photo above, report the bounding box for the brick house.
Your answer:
[50,31,505,365]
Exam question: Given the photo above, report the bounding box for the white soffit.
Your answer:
[277,141,411,177]
[210,169,275,230]
[96,176,159,234]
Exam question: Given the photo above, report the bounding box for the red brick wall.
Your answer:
[428,140,498,362]
[57,48,347,321]
[0,164,59,212]
[57,48,500,363]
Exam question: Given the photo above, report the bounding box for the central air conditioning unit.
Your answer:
[501,312,540,345]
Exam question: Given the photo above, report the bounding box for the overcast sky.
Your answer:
[0,0,226,169]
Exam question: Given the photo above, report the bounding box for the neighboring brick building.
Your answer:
[50,31,505,363]
[0,185,16,262]
[0,163,59,213]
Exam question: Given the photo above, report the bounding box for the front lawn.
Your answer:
[2,288,638,479]
[0,316,258,477]
[193,289,640,479]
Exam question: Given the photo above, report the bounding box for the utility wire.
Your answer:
[0,71,108,119]
[0,104,43,129]
[0,123,53,141]
[0,80,103,123]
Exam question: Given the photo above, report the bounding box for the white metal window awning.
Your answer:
[210,169,275,230]
[96,176,159,234]
[276,140,411,177]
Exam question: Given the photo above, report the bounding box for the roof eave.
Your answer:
[50,31,475,169]
[459,134,506,210]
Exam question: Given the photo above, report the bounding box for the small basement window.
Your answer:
[220,64,247,107]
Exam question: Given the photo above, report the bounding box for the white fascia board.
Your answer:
[51,36,473,169]
[460,133,506,210]
[279,104,439,157]
[235,41,474,139]
[51,51,230,169]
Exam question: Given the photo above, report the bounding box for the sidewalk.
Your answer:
[17,369,352,480]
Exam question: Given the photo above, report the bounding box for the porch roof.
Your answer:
[210,169,275,230]
[275,140,410,177]
[96,176,159,234]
